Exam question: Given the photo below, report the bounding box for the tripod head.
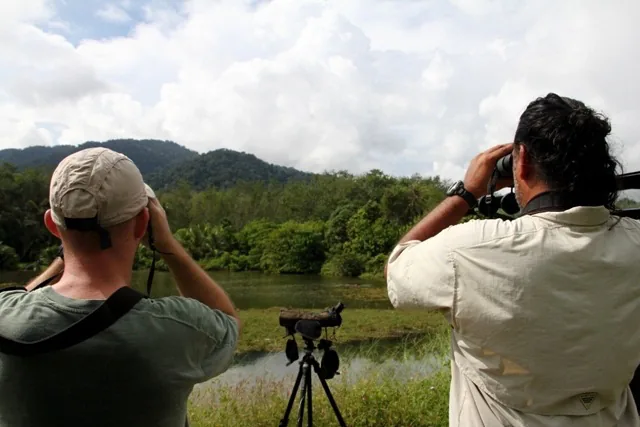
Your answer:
[284,319,341,380]
[280,303,345,381]
[279,302,344,336]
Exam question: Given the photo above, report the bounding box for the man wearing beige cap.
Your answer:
[0,147,241,427]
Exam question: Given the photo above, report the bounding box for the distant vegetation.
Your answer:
[133,169,452,278]
[0,139,198,176]
[145,148,313,191]
[0,139,639,277]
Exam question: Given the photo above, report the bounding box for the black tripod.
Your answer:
[278,338,347,427]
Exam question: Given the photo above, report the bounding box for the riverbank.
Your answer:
[188,366,451,427]
[190,305,452,426]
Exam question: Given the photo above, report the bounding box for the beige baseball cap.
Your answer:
[49,147,154,247]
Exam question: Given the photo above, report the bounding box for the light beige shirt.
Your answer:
[387,206,640,427]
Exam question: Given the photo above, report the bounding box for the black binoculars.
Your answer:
[495,153,513,179]
[474,153,518,216]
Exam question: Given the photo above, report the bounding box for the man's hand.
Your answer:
[143,197,177,253]
[464,143,514,198]
[25,257,64,291]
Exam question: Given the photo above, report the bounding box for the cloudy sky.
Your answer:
[1,0,639,181]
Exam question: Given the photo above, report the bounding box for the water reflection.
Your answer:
[194,348,442,394]
[235,332,436,365]
[195,332,445,396]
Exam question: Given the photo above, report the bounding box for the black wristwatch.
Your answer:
[446,180,477,209]
[57,245,64,260]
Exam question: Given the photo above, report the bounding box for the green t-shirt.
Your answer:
[0,286,239,427]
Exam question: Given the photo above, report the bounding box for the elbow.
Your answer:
[387,289,405,310]
[386,277,404,310]
[386,263,414,310]
[234,316,243,335]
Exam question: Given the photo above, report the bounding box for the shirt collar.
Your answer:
[518,191,611,226]
[531,206,611,226]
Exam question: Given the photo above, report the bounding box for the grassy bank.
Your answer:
[188,367,451,427]
[235,306,448,354]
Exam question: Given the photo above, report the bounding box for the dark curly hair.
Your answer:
[514,93,622,210]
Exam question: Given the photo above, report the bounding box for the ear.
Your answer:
[44,210,61,238]
[514,144,534,181]
[133,208,150,240]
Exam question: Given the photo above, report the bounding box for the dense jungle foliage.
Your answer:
[0,159,453,277]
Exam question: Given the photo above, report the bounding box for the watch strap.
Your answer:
[459,189,478,209]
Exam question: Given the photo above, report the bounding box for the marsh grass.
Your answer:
[188,369,451,426]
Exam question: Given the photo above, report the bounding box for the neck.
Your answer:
[52,252,133,300]
[517,182,551,208]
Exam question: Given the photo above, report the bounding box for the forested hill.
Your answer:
[145,148,313,190]
[0,139,198,176]
[0,139,313,190]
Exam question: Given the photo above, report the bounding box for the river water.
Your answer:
[0,269,392,310]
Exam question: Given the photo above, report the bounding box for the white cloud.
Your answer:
[96,4,132,24]
[0,0,639,181]
[0,0,53,29]
[421,52,454,91]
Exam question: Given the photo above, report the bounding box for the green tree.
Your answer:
[321,252,366,277]
[157,180,193,231]
[236,219,278,270]
[324,203,358,255]
[345,201,400,259]
[0,243,19,270]
[260,221,326,274]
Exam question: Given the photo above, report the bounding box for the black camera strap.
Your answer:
[517,191,580,217]
[0,286,145,357]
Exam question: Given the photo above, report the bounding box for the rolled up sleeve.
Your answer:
[153,296,240,382]
[198,308,240,380]
[386,231,455,312]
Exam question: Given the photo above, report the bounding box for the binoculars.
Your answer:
[475,153,518,216]
[495,153,513,179]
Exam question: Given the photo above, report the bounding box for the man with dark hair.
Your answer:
[0,147,241,427]
[386,93,640,426]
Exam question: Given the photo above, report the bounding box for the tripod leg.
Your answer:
[296,363,308,427]
[311,360,347,427]
[279,361,305,427]
[306,362,313,427]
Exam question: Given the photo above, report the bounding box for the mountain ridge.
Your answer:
[0,139,313,190]
[0,139,199,176]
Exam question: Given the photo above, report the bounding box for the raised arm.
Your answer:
[145,197,242,331]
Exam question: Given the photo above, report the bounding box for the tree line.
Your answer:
[136,170,452,278]
[1,162,639,278]
[0,162,452,277]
